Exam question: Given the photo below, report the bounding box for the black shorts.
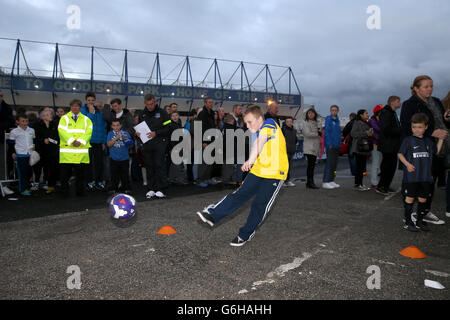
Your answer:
[402,182,432,199]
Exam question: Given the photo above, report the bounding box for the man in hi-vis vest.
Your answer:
[58,99,93,196]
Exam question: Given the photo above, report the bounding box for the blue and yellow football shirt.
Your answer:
[250,118,289,180]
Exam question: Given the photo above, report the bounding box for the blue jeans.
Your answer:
[15,156,32,192]
[207,173,284,241]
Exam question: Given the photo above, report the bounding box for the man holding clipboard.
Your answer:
[136,94,171,199]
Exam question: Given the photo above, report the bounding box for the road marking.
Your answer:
[238,252,314,294]
[425,270,450,278]
[384,188,401,201]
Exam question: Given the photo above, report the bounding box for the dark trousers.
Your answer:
[41,154,59,187]
[208,173,284,241]
[426,154,442,211]
[348,153,356,176]
[110,159,130,191]
[446,171,450,213]
[378,152,397,189]
[354,153,367,186]
[143,140,168,192]
[286,152,295,181]
[86,143,104,183]
[305,154,317,182]
[16,156,32,193]
[60,163,86,195]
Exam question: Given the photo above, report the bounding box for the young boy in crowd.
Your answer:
[107,119,134,194]
[196,105,288,246]
[10,114,35,196]
[398,113,443,232]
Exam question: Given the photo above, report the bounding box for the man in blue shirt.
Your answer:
[322,105,342,189]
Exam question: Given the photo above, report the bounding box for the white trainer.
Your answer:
[146,190,155,199]
[330,182,340,188]
[423,212,445,225]
[411,212,445,225]
[2,186,14,195]
[155,191,166,198]
[322,182,335,189]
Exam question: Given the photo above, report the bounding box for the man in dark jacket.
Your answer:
[281,117,297,187]
[377,96,402,195]
[0,90,15,191]
[103,98,136,138]
[264,101,281,126]
[138,94,171,198]
[195,98,219,188]
[282,117,297,186]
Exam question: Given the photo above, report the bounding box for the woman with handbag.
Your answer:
[350,109,373,191]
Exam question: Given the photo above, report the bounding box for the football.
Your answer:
[109,193,137,227]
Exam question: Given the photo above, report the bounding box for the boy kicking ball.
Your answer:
[196,105,289,246]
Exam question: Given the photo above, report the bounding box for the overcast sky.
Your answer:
[1,0,449,116]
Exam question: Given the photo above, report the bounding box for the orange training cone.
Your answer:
[157,225,177,235]
[399,246,427,259]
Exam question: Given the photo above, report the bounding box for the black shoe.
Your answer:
[403,221,418,232]
[375,187,389,196]
[230,236,247,247]
[306,182,319,189]
[416,220,430,231]
[196,209,215,227]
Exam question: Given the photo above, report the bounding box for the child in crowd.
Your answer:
[196,105,288,247]
[10,114,35,196]
[107,119,134,193]
[398,113,443,232]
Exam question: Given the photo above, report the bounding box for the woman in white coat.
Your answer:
[302,108,321,189]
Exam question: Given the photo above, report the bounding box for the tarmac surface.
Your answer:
[0,157,449,300]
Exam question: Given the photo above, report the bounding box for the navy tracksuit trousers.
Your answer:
[207,173,284,241]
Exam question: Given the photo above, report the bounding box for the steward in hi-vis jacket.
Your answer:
[58,99,93,196]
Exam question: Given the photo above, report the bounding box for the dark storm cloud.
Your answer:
[1,0,449,115]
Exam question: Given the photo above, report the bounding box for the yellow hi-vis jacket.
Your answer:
[58,111,93,164]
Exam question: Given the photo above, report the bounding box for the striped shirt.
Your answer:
[398,136,436,183]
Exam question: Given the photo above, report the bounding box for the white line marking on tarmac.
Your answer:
[425,270,450,278]
[384,188,401,201]
[239,252,314,294]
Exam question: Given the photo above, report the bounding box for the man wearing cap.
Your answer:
[377,96,402,195]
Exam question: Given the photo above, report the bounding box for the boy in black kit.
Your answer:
[398,113,443,231]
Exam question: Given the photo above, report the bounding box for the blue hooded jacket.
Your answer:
[324,115,341,148]
[81,103,107,144]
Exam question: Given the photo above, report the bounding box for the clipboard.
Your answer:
[134,121,152,144]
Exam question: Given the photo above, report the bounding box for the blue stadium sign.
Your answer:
[0,75,301,105]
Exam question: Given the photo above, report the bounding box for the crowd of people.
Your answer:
[0,74,449,232]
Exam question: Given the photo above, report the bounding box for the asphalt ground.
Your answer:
[0,157,449,302]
